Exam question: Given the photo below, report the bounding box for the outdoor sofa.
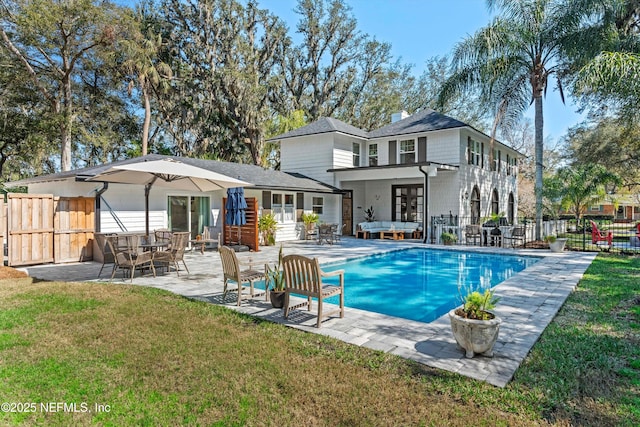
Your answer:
[356,221,421,239]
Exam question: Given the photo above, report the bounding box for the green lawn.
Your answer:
[0,254,638,426]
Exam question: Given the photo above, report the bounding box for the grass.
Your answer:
[0,254,638,426]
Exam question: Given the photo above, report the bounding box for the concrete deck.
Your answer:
[19,238,596,387]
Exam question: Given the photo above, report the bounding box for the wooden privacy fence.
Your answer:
[222,197,259,251]
[5,194,94,267]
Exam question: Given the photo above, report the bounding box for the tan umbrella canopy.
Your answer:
[87,158,251,235]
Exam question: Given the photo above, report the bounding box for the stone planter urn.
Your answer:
[549,238,568,252]
[448,309,502,358]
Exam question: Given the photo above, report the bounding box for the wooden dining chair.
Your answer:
[219,246,266,306]
[282,254,344,328]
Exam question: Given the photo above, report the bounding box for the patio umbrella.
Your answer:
[225,187,248,244]
[87,158,251,235]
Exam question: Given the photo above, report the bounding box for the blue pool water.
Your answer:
[313,248,540,323]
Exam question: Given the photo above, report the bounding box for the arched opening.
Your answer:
[491,189,499,215]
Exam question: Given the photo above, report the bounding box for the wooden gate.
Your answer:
[54,196,94,263]
[7,194,95,266]
[7,194,55,266]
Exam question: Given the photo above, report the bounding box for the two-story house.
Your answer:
[272,108,521,242]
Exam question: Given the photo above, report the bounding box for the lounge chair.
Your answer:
[219,246,266,306]
[105,234,155,282]
[590,220,613,246]
[282,254,344,328]
[153,231,190,275]
[464,224,482,246]
[503,225,526,248]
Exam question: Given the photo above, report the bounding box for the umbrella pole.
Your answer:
[144,177,157,237]
[145,184,151,236]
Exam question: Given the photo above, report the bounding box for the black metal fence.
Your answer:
[562,217,640,254]
[429,214,640,253]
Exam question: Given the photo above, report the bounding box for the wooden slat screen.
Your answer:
[222,197,259,251]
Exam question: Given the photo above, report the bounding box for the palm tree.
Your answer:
[120,5,172,156]
[438,0,586,240]
[544,164,621,223]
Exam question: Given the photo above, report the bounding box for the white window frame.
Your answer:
[352,142,360,167]
[312,197,324,215]
[468,139,482,167]
[368,143,378,166]
[399,139,415,164]
[272,192,295,223]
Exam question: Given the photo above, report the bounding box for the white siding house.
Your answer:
[270,109,522,243]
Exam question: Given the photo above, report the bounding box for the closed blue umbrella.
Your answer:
[226,187,248,244]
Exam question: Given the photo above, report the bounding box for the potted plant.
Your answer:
[265,245,286,308]
[441,232,458,245]
[301,212,319,240]
[258,212,278,246]
[364,205,375,222]
[448,287,502,358]
[545,235,567,252]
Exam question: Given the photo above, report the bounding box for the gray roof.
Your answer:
[268,117,369,141]
[7,154,341,194]
[368,109,467,138]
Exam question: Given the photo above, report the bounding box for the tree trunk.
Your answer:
[534,95,544,241]
[142,86,151,156]
[61,74,73,172]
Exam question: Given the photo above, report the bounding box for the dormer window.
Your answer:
[399,139,415,164]
[368,143,378,166]
[352,142,360,167]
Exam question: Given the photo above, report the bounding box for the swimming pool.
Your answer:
[316,248,540,323]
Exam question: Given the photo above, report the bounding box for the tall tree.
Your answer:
[283,0,394,122]
[565,117,640,190]
[158,0,287,165]
[0,0,129,171]
[572,1,640,121]
[438,0,588,240]
[119,0,172,157]
[0,44,53,180]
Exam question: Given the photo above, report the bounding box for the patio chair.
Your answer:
[152,231,190,275]
[317,224,335,245]
[282,254,344,328]
[590,220,613,246]
[105,234,155,282]
[464,224,482,246]
[503,225,526,248]
[219,246,266,306]
[95,233,117,278]
[154,229,172,248]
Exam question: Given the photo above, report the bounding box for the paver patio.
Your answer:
[20,238,596,387]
